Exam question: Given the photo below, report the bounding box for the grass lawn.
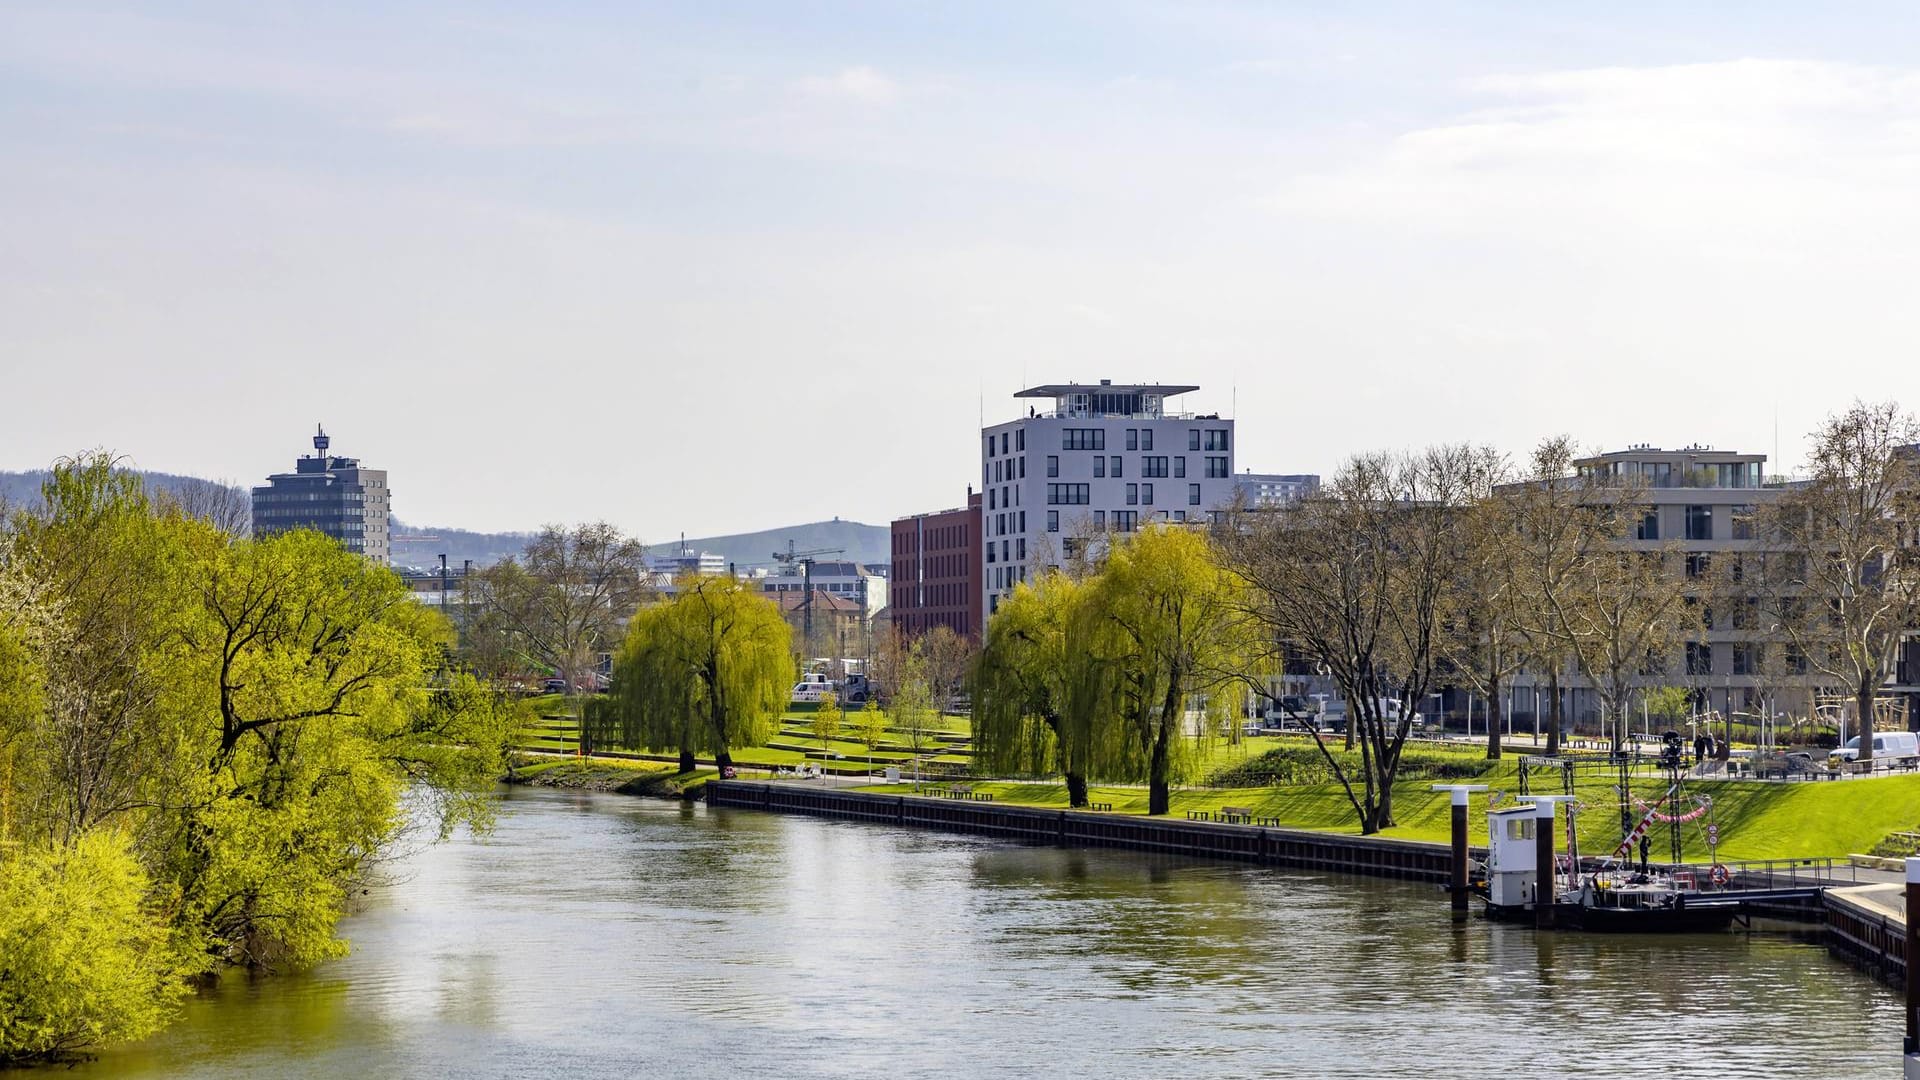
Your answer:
[855,767,1920,862]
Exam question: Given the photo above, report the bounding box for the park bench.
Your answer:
[1217,805,1255,824]
[1088,802,1113,812]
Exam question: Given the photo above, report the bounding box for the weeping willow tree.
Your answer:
[1090,526,1252,816]
[972,572,1112,808]
[610,576,794,772]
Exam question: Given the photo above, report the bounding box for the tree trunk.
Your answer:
[1545,672,1563,756]
[1856,685,1876,762]
[1485,678,1503,760]
[1375,778,1395,831]
[1148,723,1172,816]
[1066,772,1089,809]
[678,747,697,774]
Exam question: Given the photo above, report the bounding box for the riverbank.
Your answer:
[505,756,717,798]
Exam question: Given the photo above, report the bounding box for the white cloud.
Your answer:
[795,65,900,105]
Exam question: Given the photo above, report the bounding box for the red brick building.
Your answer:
[889,492,982,640]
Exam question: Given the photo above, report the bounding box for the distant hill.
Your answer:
[0,469,887,575]
[654,519,890,574]
[0,468,248,517]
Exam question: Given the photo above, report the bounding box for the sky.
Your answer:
[5,2,1920,537]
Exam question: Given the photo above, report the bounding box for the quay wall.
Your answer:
[705,781,1456,883]
[1824,886,1908,990]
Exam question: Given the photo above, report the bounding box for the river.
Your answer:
[55,787,1902,1078]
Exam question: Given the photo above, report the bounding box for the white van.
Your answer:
[1829,730,1920,763]
[790,672,832,704]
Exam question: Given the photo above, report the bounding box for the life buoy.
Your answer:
[1709,863,1731,886]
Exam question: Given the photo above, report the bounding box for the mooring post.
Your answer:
[1906,856,1919,1077]
[1431,785,1488,920]
[1520,795,1577,930]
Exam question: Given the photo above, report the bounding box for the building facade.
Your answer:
[980,380,1236,616]
[890,493,983,640]
[1512,445,1800,726]
[761,560,888,620]
[251,426,392,565]
[1235,472,1320,508]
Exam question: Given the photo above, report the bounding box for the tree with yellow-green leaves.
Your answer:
[1089,526,1252,816]
[812,690,843,765]
[973,571,1110,808]
[609,575,795,774]
[0,452,512,1063]
[857,697,888,771]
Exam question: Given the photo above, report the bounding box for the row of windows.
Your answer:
[1633,505,1757,542]
[1046,508,1200,532]
[1063,428,1105,451]
[893,523,971,555]
[984,429,1027,457]
[985,538,1027,564]
[992,511,1026,537]
[1047,484,1091,505]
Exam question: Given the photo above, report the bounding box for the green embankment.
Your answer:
[859,740,1920,862]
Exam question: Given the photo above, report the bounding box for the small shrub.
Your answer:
[1205,744,1497,788]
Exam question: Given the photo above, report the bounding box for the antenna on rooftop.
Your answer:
[313,423,330,456]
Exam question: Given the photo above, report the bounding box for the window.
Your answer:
[1111,456,1123,478]
[1114,511,1138,532]
[1785,644,1808,675]
[1018,457,1026,479]
[1174,457,1186,478]
[1174,510,1186,522]
[1015,429,1024,451]
[993,461,1001,483]
[986,435,995,458]
[1127,484,1138,505]
[1141,429,1153,451]
[1732,644,1757,676]
[1142,483,1153,505]
[1016,538,1025,560]
[1731,505,1755,540]
[1142,456,1168,478]
[1126,429,1139,451]
[1047,510,1059,532]
[1646,462,1672,488]
[1685,505,1712,541]
[1063,429,1105,451]
[1205,429,1230,451]
[989,489,996,510]
[1636,509,1659,541]
[1685,642,1713,676]
[1094,510,1105,529]
[1206,457,1229,478]
[1047,484,1090,505]
[1094,456,1106,478]
[1189,483,1201,505]
[1188,429,1201,451]
[1686,552,1710,579]
[1000,433,1008,455]
[1047,455,1059,478]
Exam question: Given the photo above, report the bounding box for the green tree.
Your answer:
[610,575,795,773]
[1092,526,1250,816]
[973,572,1107,807]
[857,697,888,772]
[0,831,193,1063]
[812,690,843,766]
[889,653,937,784]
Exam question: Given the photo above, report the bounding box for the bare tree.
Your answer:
[1507,437,1607,756]
[469,522,647,750]
[1226,445,1494,833]
[155,477,252,537]
[1754,401,1920,763]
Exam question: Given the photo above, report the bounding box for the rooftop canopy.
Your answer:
[1014,382,1199,398]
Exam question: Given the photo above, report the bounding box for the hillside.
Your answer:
[655,519,890,573]
[2,470,886,574]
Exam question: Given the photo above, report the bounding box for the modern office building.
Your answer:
[251,426,391,565]
[1509,444,1803,725]
[645,544,728,582]
[890,492,983,640]
[980,380,1236,616]
[1235,472,1320,508]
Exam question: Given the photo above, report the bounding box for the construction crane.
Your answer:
[772,540,845,644]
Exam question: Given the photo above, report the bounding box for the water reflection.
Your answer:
[39,787,1904,1080]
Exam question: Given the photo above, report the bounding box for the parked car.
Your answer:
[1829,730,1920,763]
[541,677,568,694]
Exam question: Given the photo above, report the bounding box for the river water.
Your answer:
[57,787,1901,1079]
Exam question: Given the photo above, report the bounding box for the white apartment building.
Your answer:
[980,380,1236,616]
[1236,472,1320,508]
